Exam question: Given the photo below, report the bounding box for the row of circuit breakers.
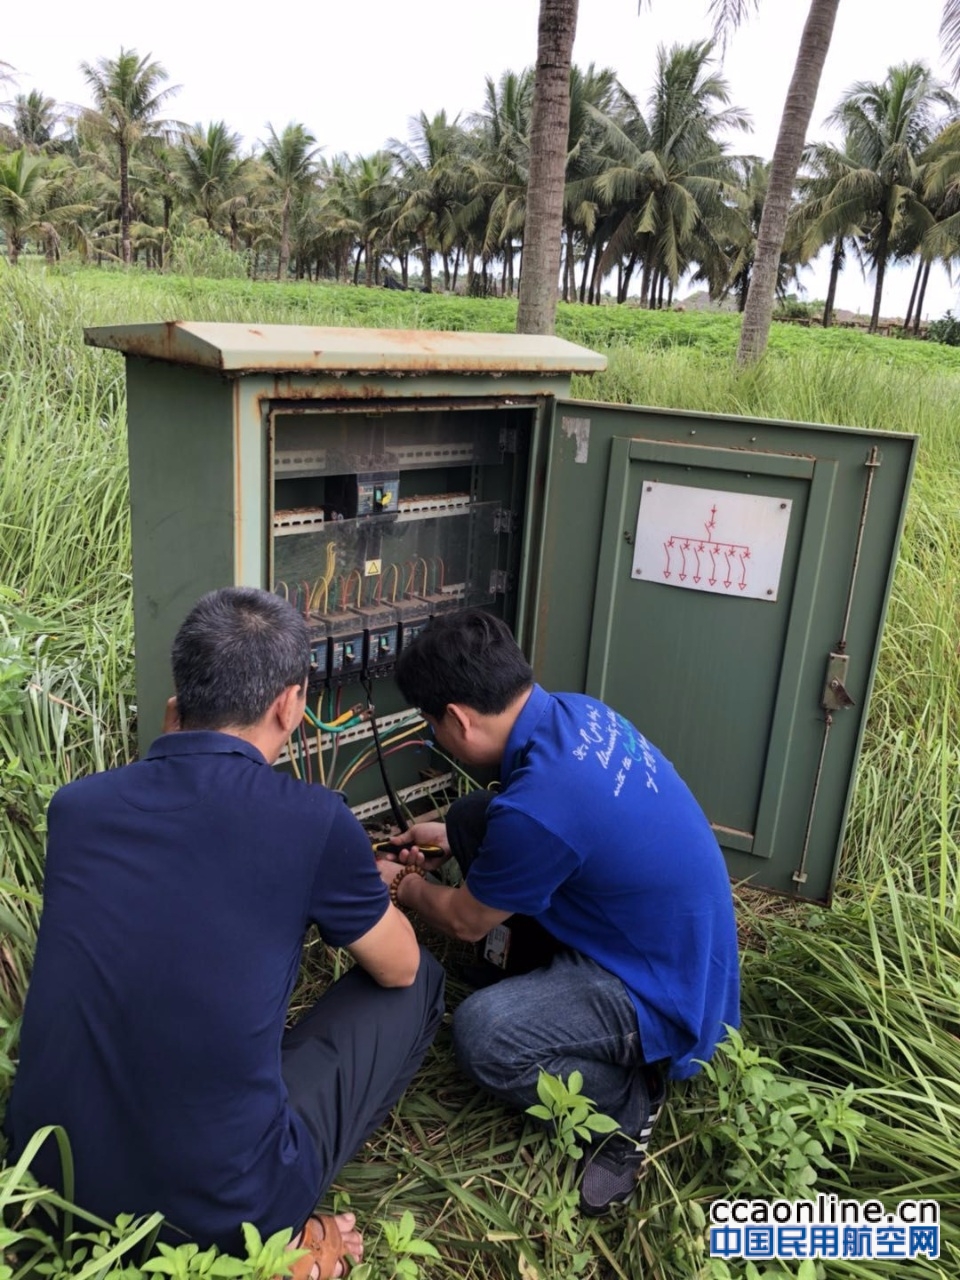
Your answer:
[305,590,460,692]
[275,465,474,691]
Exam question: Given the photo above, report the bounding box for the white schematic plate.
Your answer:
[631,483,792,602]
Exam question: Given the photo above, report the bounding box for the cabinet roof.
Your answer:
[84,321,607,375]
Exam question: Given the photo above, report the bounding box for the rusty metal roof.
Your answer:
[83,321,607,375]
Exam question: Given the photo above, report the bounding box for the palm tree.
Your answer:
[11,90,59,151]
[80,48,178,266]
[391,111,470,291]
[793,143,865,327]
[803,64,957,332]
[260,122,322,280]
[179,121,249,235]
[0,149,49,264]
[720,157,771,311]
[469,70,534,295]
[516,0,579,332]
[589,41,750,309]
[561,65,628,301]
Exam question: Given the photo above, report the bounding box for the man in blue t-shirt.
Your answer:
[6,588,445,1276]
[380,609,739,1216]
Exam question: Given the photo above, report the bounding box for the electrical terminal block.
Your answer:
[274,448,327,476]
[396,492,471,520]
[274,508,326,535]
[350,603,399,677]
[307,617,330,691]
[323,610,365,684]
[393,597,432,651]
[415,591,460,618]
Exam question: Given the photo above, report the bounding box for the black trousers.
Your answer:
[281,945,445,1210]
[447,790,560,975]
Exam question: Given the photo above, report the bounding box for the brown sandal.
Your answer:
[288,1215,345,1280]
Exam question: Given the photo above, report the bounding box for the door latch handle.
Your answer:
[822,653,856,712]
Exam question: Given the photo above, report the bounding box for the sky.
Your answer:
[4,0,958,318]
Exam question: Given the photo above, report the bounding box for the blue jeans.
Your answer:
[447,791,652,1135]
[452,949,651,1134]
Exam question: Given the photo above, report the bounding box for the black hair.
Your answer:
[395,608,533,720]
[171,587,310,731]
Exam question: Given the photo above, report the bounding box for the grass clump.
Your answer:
[1,265,959,1277]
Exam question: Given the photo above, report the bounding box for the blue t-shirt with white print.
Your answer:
[466,684,739,1080]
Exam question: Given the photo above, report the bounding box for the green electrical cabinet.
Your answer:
[86,322,916,904]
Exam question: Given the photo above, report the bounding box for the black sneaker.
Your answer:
[579,1132,647,1215]
[579,1068,667,1216]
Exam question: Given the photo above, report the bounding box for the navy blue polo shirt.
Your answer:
[6,732,387,1249]
[466,686,740,1079]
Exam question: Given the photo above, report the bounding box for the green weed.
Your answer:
[2,265,959,1277]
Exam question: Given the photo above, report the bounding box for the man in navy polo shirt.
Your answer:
[6,588,445,1272]
[379,609,739,1216]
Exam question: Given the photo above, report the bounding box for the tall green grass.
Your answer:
[2,265,959,1277]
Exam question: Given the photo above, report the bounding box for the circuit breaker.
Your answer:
[88,323,915,902]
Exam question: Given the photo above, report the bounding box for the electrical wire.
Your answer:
[333,719,425,789]
[315,689,326,788]
[333,718,426,791]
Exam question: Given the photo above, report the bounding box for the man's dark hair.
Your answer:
[172,587,310,730]
[395,609,533,720]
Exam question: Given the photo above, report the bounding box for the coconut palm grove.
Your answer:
[1,18,959,1280]
[4,42,960,331]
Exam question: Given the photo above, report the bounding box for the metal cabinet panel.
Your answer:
[529,401,917,901]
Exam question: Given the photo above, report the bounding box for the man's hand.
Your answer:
[385,821,450,871]
[162,697,181,734]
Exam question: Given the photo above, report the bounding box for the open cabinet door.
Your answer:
[527,401,916,902]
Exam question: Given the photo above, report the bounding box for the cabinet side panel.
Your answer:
[127,360,235,753]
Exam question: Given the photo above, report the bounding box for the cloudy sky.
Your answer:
[5,0,958,317]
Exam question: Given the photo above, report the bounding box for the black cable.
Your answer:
[363,680,408,832]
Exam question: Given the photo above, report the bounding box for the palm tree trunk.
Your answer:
[420,233,433,291]
[277,193,291,281]
[823,238,843,327]
[869,219,891,333]
[736,0,840,365]
[119,138,132,266]
[903,257,924,332]
[516,0,579,333]
[622,254,638,303]
[452,246,462,292]
[640,241,656,308]
[579,238,594,302]
[913,260,932,334]
[589,247,603,304]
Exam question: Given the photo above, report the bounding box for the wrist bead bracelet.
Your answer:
[390,865,425,908]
